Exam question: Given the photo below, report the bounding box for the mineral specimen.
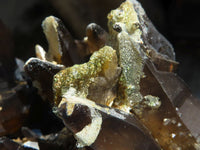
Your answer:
[24,0,200,149]
[40,16,107,66]
[53,46,120,106]
[24,58,64,102]
[106,1,199,149]
[58,96,161,150]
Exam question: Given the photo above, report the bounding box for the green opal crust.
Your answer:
[53,46,118,106]
[107,1,145,112]
[116,32,144,112]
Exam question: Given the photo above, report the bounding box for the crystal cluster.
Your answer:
[24,0,200,149]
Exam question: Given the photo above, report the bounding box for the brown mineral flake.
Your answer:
[139,60,198,150]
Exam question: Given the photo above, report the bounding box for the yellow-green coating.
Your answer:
[107,0,139,34]
[107,1,145,112]
[117,32,144,112]
[53,46,117,106]
[107,0,143,51]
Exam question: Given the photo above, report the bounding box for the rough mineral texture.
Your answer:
[58,96,161,150]
[106,1,199,149]
[23,0,200,150]
[53,46,120,106]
